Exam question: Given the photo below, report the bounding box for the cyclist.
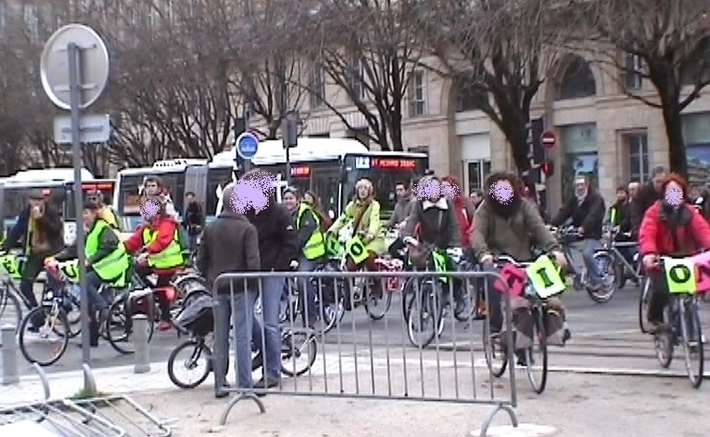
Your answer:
[386,181,414,257]
[282,187,326,328]
[1,189,63,331]
[550,175,606,291]
[607,186,635,286]
[328,178,386,302]
[123,195,185,331]
[143,175,179,220]
[403,175,466,313]
[630,166,667,237]
[303,190,332,231]
[638,173,710,333]
[51,201,130,346]
[472,172,567,339]
[86,189,122,232]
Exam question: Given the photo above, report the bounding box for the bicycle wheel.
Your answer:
[680,300,704,389]
[106,297,155,355]
[586,251,617,304]
[482,319,508,378]
[525,308,548,394]
[406,280,437,348]
[63,294,82,339]
[18,307,69,366]
[401,278,415,323]
[364,282,393,321]
[638,277,652,334]
[0,287,22,334]
[167,339,212,389]
[280,330,317,377]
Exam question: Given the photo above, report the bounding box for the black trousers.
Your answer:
[647,271,668,324]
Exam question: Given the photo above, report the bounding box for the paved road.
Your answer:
[5,281,707,378]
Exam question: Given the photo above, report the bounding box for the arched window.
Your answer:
[454,79,488,112]
[558,56,597,100]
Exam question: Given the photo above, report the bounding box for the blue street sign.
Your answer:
[236,132,259,160]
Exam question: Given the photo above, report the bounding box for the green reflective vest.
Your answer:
[86,219,130,284]
[142,226,184,269]
[297,203,326,260]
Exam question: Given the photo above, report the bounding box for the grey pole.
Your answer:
[1,324,19,385]
[68,41,91,366]
[133,314,151,373]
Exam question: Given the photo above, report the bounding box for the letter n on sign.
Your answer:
[692,251,710,293]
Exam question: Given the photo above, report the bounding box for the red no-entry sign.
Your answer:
[541,131,556,148]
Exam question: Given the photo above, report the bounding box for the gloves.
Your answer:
[480,253,494,266]
[403,236,419,247]
[550,250,567,269]
[446,247,463,258]
[642,254,658,269]
[136,252,149,266]
[289,260,299,270]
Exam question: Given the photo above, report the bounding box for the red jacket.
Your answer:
[124,216,179,255]
[638,201,710,256]
[453,198,474,248]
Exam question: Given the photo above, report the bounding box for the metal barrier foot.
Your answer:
[478,403,519,437]
[32,363,51,402]
[218,392,266,426]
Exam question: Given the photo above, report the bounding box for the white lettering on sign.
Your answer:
[355,157,370,169]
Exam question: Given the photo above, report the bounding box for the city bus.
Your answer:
[211,137,429,219]
[112,159,234,231]
[0,168,115,246]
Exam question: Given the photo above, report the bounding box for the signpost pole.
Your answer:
[68,42,90,365]
[243,105,252,175]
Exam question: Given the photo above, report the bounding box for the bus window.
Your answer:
[205,167,233,216]
[63,181,116,220]
[310,167,340,214]
[2,187,64,220]
[117,174,145,215]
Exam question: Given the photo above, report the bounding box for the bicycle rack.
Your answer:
[0,364,175,436]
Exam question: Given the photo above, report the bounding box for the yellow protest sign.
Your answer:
[662,256,696,294]
[526,255,566,298]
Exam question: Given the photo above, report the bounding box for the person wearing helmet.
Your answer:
[86,189,122,232]
[123,195,185,331]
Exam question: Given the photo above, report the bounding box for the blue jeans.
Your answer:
[252,276,283,382]
[215,290,259,390]
[297,256,318,324]
[582,239,602,285]
[85,270,109,313]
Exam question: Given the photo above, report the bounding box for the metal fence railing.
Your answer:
[210,270,518,436]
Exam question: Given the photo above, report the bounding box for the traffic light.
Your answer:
[540,160,554,177]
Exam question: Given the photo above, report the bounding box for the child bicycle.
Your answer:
[483,254,569,394]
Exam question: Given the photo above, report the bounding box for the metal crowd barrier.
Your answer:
[212,270,518,436]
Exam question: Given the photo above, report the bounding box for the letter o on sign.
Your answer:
[669,264,692,284]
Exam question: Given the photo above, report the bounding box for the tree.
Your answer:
[293,0,427,151]
[575,0,710,176]
[415,0,566,174]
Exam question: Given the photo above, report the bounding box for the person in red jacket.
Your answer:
[638,173,710,332]
[124,196,184,331]
[441,175,476,249]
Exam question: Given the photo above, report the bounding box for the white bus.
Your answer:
[112,138,428,227]
[0,168,115,246]
[212,137,428,218]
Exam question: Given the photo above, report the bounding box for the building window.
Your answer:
[465,160,491,194]
[310,67,325,109]
[456,79,487,112]
[408,70,427,117]
[625,132,649,183]
[623,53,642,91]
[558,56,597,100]
[24,4,39,43]
[350,55,364,101]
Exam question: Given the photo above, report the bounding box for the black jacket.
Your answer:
[292,204,318,252]
[2,204,63,255]
[245,201,299,271]
[404,197,462,249]
[551,189,606,239]
[609,200,632,233]
[196,212,260,293]
[183,202,203,234]
[630,181,660,236]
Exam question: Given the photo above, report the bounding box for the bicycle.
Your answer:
[652,256,705,388]
[483,254,568,394]
[551,226,616,303]
[405,243,467,348]
[638,276,653,334]
[279,266,342,335]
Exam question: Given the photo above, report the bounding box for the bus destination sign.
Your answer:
[371,158,417,169]
[290,166,311,177]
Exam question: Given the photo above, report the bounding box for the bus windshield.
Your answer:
[206,167,234,217]
[63,181,116,220]
[342,155,427,218]
[2,186,65,220]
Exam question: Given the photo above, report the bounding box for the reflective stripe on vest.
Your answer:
[609,206,617,225]
[296,203,326,260]
[86,219,130,282]
[141,226,184,269]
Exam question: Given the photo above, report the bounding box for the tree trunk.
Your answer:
[661,100,688,178]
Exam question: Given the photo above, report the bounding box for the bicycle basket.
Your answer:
[175,295,214,337]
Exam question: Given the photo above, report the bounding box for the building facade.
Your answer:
[277,52,710,211]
